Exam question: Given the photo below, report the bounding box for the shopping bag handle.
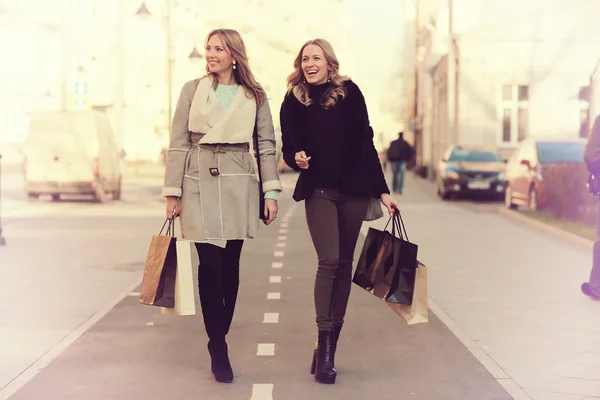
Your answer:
[383,209,409,241]
[395,210,409,241]
[159,218,176,237]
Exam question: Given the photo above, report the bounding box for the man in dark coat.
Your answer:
[582,114,600,300]
[386,131,413,193]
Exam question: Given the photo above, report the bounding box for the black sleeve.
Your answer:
[345,81,390,197]
[280,93,302,172]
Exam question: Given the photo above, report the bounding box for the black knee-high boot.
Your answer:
[222,240,243,335]
[221,266,239,336]
[198,261,233,383]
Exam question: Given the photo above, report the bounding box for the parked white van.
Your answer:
[24,110,122,202]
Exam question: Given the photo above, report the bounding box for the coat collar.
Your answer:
[190,76,252,132]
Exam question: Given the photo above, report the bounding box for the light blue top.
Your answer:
[215,84,280,201]
[215,84,240,109]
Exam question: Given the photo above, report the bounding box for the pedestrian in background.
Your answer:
[162,28,282,383]
[280,38,399,384]
[386,131,413,193]
[582,114,600,300]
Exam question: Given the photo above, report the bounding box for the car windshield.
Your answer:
[536,142,584,164]
[448,149,501,162]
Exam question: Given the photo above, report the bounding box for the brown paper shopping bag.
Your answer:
[139,219,177,308]
[161,240,196,316]
[386,261,428,325]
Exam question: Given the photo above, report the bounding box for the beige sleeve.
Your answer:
[255,99,283,193]
[162,80,196,197]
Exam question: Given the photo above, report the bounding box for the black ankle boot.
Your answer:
[310,326,342,375]
[314,330,337,384]
[207,340,234,383]
[333,325,341,352]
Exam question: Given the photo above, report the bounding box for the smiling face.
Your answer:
[301,44,330,85]
[205,34,234,75]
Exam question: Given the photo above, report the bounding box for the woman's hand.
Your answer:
[166,196,180,219]
[263,199,278,225]
[294,151,311,170]
[380,193,400,216]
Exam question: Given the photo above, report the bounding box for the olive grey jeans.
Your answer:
[305,188,369,330]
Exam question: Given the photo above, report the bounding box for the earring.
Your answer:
[233,61,237,70]
[303,77,306,84]
[327,70,331,82]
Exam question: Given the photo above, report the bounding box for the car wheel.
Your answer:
[113,177,122,201]
[528,187,538,211]
[438,183,450,200]
[51,194,60,202]
[505,186,517,209]
[27,192,39,202]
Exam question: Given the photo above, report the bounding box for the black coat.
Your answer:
[387,138,413,162]
[280,80,390,202]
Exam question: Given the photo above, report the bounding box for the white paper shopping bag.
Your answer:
[386,261,428,325]
[161,240,196,316]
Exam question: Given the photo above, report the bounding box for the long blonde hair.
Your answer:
[287,39,348,109]
[205,29,266,105]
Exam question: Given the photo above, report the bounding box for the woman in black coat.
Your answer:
[280,38,399,384]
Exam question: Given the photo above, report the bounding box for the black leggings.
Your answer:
[305,188,369,330]
[195,240,244,343]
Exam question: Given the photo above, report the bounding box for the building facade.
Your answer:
[412,0,600,179]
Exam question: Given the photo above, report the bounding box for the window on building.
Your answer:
[500,84,529,145]
[503,109,511,142]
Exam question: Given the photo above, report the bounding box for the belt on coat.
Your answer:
[195,142,250,153]
[185,142,251,173]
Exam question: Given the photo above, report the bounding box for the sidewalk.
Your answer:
[5,178,512,400]
[362,171,600,400]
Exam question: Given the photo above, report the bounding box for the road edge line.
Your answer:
[0,276,143,400]
[359,226,532,400]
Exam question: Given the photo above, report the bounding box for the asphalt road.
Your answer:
[2,169,512,400]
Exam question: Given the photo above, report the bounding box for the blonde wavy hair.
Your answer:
[287,39,349,109]
[204,29,266,105]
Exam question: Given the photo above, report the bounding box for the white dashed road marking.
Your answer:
[263,313,279,323]
[251,384,274,400]
[257,343,275,356]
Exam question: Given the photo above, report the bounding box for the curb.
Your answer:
[497,208,594,251]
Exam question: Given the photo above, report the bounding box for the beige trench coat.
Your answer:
[162,79,282,247]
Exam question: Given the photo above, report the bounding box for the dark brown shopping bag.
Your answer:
[139,219,177,308]
[387,261,428,325]
[353,210,418,305]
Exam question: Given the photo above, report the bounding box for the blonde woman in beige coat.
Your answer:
[162,28,282,384]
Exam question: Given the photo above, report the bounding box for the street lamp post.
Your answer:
[136,1,203,132]
[0,154,6,246]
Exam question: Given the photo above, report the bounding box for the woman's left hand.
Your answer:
[263,199,278,225]
[380,193,400,216]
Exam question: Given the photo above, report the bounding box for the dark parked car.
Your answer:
[504,137,586,210]
[437,145,506,200]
